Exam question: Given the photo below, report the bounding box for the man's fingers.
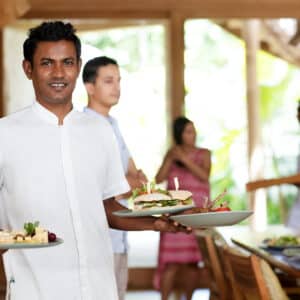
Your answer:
[154,215,193,233]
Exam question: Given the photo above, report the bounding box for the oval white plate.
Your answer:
[0,237,64,249]
[283,248,300,257]
[170,210,253,228]
[113,205,194,218]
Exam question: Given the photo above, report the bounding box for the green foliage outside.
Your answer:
[184,20,300,224]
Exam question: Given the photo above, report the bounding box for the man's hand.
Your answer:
[153,214,192,233]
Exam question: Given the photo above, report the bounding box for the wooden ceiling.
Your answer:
[2,0,300,119]
[0,0,30,27]
[17,0,300,19]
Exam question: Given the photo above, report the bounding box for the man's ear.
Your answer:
[75,58,82,79]
[22,60,33,79]
[84,82,95,96]
[78,58,82,73]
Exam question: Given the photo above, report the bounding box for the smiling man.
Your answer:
[0,21,189,300]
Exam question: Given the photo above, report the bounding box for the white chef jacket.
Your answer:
[0,101,130,300]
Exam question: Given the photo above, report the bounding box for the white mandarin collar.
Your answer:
[32,101,76,125]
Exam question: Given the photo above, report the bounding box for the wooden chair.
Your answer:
[223,246,289,300]
[196,229,232,300]
[232,237,300,299]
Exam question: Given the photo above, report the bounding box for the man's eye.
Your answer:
[41,61,51,66]
[64,60,74,65]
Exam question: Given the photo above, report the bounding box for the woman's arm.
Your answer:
[155,150,173,183]
[177,148,211,182]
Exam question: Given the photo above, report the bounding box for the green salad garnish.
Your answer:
[24,221,39,236]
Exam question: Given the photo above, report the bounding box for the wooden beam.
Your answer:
[23,11,169,20]
[22,0,300,19]
[216,19,300,68]
[166,13,185,120]
[0,0,30,27]
[246,174,300,192]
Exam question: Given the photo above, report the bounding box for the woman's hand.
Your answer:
[169,146,188,164]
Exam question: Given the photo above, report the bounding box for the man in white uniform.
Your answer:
[83,56,147,300]
[0,21,188,300]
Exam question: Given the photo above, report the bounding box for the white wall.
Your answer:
[4,26,35,114]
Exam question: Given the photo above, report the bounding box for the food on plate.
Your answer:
[168,190,194,206]
[187,190,231,214]
[131,183,194,211]
[263,235,300,247]
[211,204,231,212]
[0,221,57,244]
[0,232,15,244]
[188,207,211,214]
[133,192,173,210]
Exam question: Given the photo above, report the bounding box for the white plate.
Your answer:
[260,243,300,251]
[0,237,63,249]
[170,210,253,228]
[283,248,300,257]
[113,205,194,217]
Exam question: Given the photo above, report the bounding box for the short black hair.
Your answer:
[23,21,81,66]
[173,116,192,145]
[82,56,118,84]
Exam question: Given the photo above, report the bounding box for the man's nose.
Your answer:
[52,63,65,77]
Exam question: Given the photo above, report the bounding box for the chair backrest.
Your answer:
[196,229,231,300]
[223,246,289,300]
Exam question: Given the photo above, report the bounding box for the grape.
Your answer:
[48,232,56,242]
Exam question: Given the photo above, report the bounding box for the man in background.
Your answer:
[82,56,147,299]
[287,101,300,232]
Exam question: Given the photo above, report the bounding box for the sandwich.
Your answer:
[168,190,194,206]
[132,187,194,211]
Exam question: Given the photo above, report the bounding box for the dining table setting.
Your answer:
[231,230,300,278]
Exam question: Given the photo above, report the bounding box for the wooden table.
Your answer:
[231,237,300,278]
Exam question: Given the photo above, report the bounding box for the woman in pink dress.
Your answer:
[154,116,211,300]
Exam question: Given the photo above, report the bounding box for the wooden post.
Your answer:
[243,20,267,231]
[166,12,185,121]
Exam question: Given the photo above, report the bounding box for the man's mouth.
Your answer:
[49,82,67,89]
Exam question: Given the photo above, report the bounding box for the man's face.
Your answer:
[88,64,121,108]
[23,40,81,108]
